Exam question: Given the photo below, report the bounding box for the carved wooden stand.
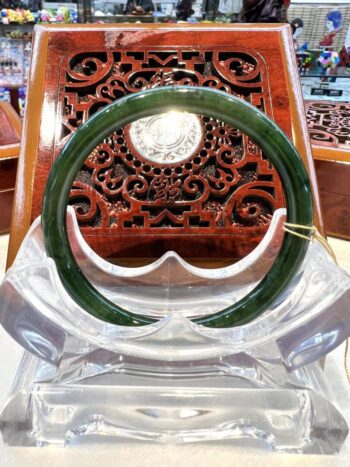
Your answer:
[8,24,322,266]
[306,100,350,239]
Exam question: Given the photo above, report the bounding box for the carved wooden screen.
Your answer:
[305,101,350,151]
[9,24,322,264]
[305,100,350,240]
[60,47,283,259]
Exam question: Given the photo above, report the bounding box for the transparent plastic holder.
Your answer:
[0,207,349,451]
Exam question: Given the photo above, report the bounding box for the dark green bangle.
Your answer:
[41,86,313,328]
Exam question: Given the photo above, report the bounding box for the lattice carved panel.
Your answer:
[8,25,323,266]
[306,101,350,149]
[53,47,284,256]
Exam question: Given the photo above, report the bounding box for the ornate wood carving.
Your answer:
[8,25,323,265]
[306,100,350,240]
[58,48,283,246]
[305,100,350,149]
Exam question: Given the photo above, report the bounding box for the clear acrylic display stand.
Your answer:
[0,207,350,452]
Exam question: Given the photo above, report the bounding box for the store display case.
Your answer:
[77,0,204,23]
[303,76,350,239]
[0,37,27,86]
[286,2,350,239]
[288,1,350,51]
[0,37,30,114]
[305,100,350,239]
[288,2,350,98]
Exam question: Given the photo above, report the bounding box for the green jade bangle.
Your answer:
[42,86,313,328]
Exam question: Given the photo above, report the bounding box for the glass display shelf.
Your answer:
[0,38,27,87]
[298,59,350,79]
[0,23,35,36]
[301,76,350,101]
[0,37,30,114]
[299,49,350,101]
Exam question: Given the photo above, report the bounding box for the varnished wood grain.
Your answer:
[314,159,350,240]
[0,102,21,149]
[0,158,17,190]
[0,190,15,235]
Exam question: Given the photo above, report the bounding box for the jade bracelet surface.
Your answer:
[41,86,313,328]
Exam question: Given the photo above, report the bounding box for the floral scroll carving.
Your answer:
[306,101,350,148]
[58,48,284,251]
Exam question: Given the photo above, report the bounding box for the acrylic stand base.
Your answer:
[0,349,348,453]
[1,209,350,452]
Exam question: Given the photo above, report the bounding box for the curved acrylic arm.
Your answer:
[41,86,313,328]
